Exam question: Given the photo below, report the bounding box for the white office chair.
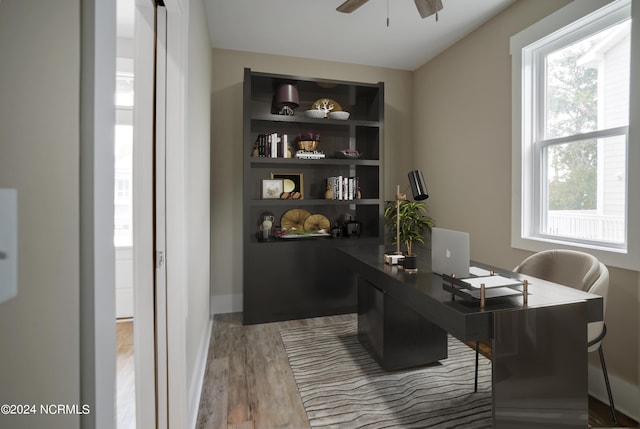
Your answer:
[513,249,617,424]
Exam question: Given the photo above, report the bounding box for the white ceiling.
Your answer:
[204,0,517,71]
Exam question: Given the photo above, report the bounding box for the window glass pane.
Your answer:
[116,72,134,108]
[543,135,626,244]
[114,124,133,247]
[544,20,630,139]
[546,139,597,211]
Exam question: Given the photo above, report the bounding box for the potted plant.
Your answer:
[384,200,435,271]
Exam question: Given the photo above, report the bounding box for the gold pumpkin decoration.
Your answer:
[280,208,312,230]
[303,214,330,232]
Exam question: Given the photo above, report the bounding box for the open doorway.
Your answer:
[114,0,194,426]
[115,0,137,427]
[115,0,164,426]
[115,1,170,427]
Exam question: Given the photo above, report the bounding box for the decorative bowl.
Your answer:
[304,109,326,119]
[298,140,319,151]
[328,111,350,120]
[335,149,361,159]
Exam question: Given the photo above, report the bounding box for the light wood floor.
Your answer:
[117,320,136,429]
[197,313,638,429]
[196,312,353,429]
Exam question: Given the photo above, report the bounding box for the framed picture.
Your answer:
[261,179,284,199]
[271,172,303,199]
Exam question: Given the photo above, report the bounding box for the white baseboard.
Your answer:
[589,362,640,422]
[188,317,213,429]
[210,293,242,315]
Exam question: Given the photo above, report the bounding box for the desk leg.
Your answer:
[357,276,447,370]
[492,302,588,428]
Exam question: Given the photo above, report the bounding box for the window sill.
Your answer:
[511,234,640,271]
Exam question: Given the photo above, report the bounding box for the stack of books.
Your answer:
[253,133,290,158]
[295,150,325,159]
[327,176,360,200]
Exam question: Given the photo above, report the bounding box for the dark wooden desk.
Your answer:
[339,245,603,429]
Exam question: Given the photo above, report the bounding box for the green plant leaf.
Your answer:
[384,200,435,255]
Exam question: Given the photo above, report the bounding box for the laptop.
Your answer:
[431,227,470,277]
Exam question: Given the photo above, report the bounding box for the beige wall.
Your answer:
[0,0,81,428]
[413,0,639,415]
[210,49,414,311]
[413,0,570,267]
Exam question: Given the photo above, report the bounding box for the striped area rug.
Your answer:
[280,320,492,429]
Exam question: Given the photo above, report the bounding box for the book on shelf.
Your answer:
[253,133,291,158]
[327,176,360,200]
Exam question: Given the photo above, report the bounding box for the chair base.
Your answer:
[598,345,617,425]
[474,341,479,392]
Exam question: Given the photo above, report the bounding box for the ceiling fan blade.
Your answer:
[414,0,443,19]
[337,0,369,13]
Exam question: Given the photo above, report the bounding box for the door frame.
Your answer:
[132,0,158,427]
[80,0,117,427]
[134,0,189,427]
[80,0,188,427]
[163,1,189,425]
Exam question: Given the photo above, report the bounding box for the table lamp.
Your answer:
[408,170,429,201]
[274,83,299,116]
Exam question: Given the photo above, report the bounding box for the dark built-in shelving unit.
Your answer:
[242,68,384,324]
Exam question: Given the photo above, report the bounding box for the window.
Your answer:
[114,67,134,247]
[511,0,640,270]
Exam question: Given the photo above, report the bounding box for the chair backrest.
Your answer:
[514,249,609,348]
[514,249,601,292]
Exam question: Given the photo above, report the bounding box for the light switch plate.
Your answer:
[0,189,18,304]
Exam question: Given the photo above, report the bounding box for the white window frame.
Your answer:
[511,0,640,270]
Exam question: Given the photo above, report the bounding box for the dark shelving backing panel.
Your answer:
[243,68,384,324]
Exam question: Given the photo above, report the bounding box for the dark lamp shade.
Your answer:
[408,170,429,200]
[275,83,299,107]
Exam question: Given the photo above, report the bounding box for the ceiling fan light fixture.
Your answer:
[414,0,443,19]
[337,0,370,13]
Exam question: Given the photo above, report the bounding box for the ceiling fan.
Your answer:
[337,0,443,19]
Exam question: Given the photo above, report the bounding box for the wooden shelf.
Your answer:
[249,158,380,166]
[247,198,381,207]
[251,113,381,127]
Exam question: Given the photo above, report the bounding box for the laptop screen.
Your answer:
[431,227,470,277]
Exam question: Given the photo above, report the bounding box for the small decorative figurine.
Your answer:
[257,211,276,242]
